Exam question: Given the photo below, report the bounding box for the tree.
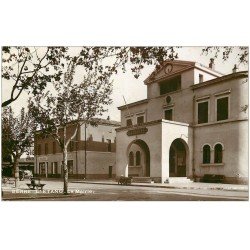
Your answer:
[28,60,112,194]
[2,46,69,107]
[2,46,180,108]
[2,107,35,187]
[2,46,248,108]
[75,46,180,79]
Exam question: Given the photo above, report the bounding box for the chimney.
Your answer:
[232,64,238,73]
[209,58,215,70]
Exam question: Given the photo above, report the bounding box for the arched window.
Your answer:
[129,152,134,166]
[214,144,223,163]
[136,151,141,165]
[203,145,211,164]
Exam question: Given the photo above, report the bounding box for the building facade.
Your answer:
[116,60,248,184]
[34,119,120,179]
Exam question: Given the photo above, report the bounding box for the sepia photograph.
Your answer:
[1,1,250,250]
[1,46,248,201]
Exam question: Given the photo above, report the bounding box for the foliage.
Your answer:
[76,46,179,79]
[2,106,35,165]
[2,46,69,107]
[28,60,112,144]
[2,46,179,107]
[2,46,248,108]
[201,46,248,65]
[28,60,113,194]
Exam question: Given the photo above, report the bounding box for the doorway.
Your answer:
[127,139,150,177]
[169,139,187,177]
[108,166,112,178]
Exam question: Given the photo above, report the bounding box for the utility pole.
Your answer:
[75,141,78,178]
[84,123,87,179]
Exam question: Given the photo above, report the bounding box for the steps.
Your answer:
[131,177,153,183]
[130,177,193,184]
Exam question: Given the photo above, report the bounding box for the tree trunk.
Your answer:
[63,124,68,194]
[13,157,20,188]
[63,148,68,194]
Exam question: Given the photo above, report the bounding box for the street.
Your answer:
[44,183,248,201]
[2,181,247,201]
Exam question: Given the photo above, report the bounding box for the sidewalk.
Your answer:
[73,179,249,192]
[1,180,92,201]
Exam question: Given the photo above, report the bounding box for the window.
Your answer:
[159,75,181,95]
[164,109,173,121]
[45,143,48,154]
[129,152,134,166]
[39,162,46,174]
[214,144,223,163]
[217,97,229,121]
[67,160,73,174]
[137,116,144,125]
[203,145,211,164]
[126,118,132,127]
[136,151,141,165]
[166,96,172,104]
[37,144,41,155]
[52,162,58,174]
[199,74,204,83]
[198,101,208,124]
[52,141,56,154]
[107,139,111,152]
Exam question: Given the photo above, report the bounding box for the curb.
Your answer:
[72,181,249,192]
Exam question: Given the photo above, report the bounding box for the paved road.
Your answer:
[28,183,248,201]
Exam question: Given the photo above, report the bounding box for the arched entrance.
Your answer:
[127,139,150,177]
[169,138,188,177]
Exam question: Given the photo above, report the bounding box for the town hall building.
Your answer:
[115,59,248,184]
[34,118,120,179]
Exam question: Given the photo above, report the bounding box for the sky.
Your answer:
[1,46,248,122]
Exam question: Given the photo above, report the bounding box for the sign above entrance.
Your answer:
[127,127,148,136]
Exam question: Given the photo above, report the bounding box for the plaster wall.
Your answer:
[116,123,162,181]
[194,120,248,182]
[35,150,116,178]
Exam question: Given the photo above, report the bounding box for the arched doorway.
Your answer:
[169,138,188,177]
[127,139,150,177]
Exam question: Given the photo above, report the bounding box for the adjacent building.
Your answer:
[34,118,120,179]
[116,60,248,184]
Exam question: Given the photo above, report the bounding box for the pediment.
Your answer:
[144,60,195,84]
